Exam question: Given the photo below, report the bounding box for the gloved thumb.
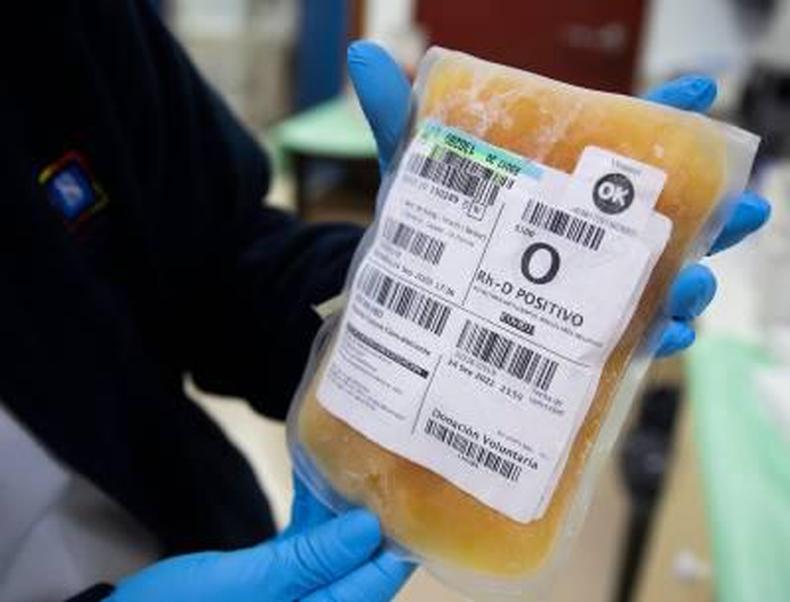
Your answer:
[256,508,383,599]
[109,510,384,602]
[347,40,411,173]
[279,473,334,539]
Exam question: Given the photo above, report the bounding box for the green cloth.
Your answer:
[687,335,790,602]
[272,96,377,159]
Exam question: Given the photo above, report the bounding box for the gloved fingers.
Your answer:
[264,509,383,599]
[658,264,713,357]
[644,75,717,112]
[667,264,717,320]
[655,320,696,357]
[281,473,334,538]
[302,550,415,602]
[348,40,411,172]
[708,191,771,254]
[112,512,383,602]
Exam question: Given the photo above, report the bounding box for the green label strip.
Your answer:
[418,119,543,180]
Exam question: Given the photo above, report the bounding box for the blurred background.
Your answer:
[154,1,790,600]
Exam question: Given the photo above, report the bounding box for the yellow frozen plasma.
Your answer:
[296,49,750,578]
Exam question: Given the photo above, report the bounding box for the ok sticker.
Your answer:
[593,173,635,215]
[571,147,667,233]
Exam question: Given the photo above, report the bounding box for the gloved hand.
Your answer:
[347,41,770,357]
[107,476,412,602]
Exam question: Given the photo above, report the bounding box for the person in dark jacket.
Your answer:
[0,2,770,602]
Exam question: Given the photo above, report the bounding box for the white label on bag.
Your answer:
[316,120,672,523]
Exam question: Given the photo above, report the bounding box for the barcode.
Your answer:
[358,265,451,335]
[381,218,446,265]
[424,418,523,482]
[522,199,606,251]
[407,145,514,206]
[456,320,559,392]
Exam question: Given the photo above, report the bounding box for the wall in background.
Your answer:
[171,0,298,128]
[639,0,750,82]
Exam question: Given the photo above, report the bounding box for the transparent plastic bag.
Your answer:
[286,47,760,600]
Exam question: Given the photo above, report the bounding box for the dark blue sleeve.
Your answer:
[78,0,362,419]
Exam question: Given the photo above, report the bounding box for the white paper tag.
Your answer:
[567,146,667,235]
[316,120,671,523]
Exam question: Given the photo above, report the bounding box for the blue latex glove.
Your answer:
[278,474,414,598]
[107,478,412,602]
[348,42,770,357]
